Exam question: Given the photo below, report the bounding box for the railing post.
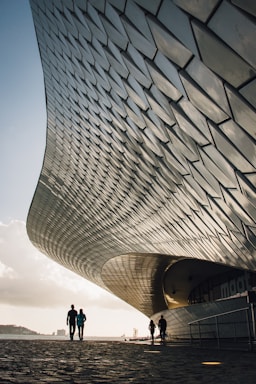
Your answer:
[215,316,220,349]
[198,321,201,347]
[233,321,237,343]
[250,303,256,340]
[245,308,252,351]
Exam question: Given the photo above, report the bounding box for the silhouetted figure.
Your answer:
[67,304,77,340]
[158,315,167,342]
[149,320,156,342]
[77,308,86,341]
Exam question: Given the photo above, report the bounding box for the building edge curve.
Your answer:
[27,0,256,338]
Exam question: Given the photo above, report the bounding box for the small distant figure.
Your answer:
[67,304,78,341]
[77,308,86,341]
[158,315,167,342]
[149,320,156,343]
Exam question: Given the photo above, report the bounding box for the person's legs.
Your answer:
[78,325,83,340]
[69,323,73,340]
[70,323,76,340]
[80,325,84,340]
[160,329,166,342]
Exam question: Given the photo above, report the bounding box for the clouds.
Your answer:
[0,221,149,336]
[0,220,129,310]
[0,220,74,307]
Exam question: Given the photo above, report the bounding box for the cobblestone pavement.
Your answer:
[0,340,255,383]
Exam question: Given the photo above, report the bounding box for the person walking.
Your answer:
[149,320,156,342]
[158,315,167,342]
[67,304,78,340]
[77,308,86,341]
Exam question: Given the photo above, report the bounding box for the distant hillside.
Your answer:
[0,325,38,335]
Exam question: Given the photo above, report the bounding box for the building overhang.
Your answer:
[27,0,256,318]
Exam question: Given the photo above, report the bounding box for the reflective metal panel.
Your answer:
[28,0,256,318]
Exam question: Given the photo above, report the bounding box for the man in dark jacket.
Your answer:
[158,315,167,341]
[67,304,78,340]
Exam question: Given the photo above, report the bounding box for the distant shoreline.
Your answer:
[0,334,127,341]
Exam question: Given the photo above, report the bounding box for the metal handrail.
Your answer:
[188,306,254,350]
[188,306,249,325]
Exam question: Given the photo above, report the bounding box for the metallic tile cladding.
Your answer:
[27,0,256,317]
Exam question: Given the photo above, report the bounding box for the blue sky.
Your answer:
[0,0,46,223]
[0,0,148,337]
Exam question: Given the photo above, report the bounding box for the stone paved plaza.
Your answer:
[0,340,255,383]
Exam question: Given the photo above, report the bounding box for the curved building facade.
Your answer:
[27,0,256,337]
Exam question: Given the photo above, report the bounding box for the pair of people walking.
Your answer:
[66,304,86,341]
[149,315,167,343]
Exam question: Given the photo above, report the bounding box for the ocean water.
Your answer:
[0,334,125,341]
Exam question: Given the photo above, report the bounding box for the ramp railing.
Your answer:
[188,306,255,351]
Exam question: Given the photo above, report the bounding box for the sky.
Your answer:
[0,0,149,337]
